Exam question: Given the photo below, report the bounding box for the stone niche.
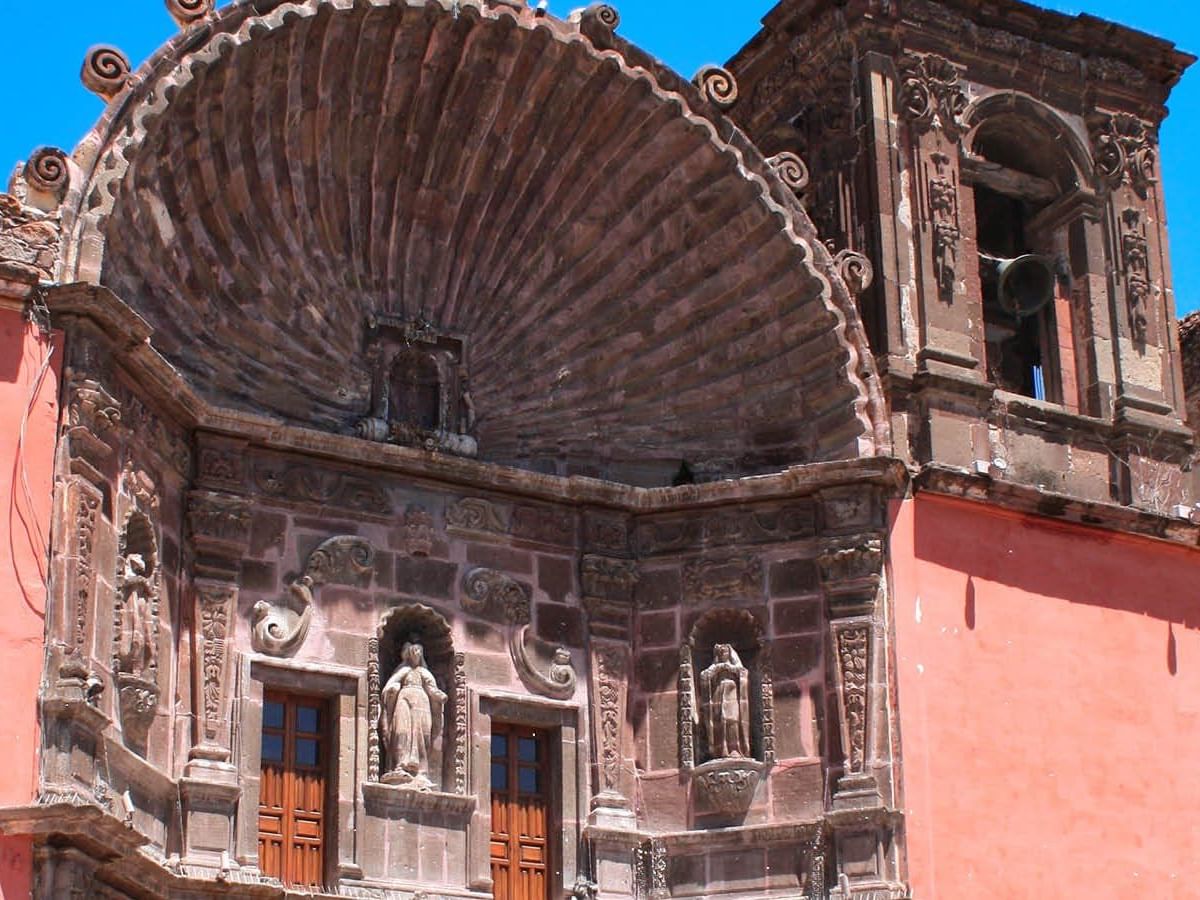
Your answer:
[357,314,477,457]
[679,608,774,823]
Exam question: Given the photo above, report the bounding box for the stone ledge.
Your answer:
[360,782,476,819]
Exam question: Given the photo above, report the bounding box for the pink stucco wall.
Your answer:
[0,306,60,897]
[890,493,1200,899]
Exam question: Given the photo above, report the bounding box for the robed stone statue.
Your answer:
[379,641,447,789]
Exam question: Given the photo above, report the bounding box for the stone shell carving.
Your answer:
[509,625,577,700]
[81,45,131,101]
[252,536,374,656]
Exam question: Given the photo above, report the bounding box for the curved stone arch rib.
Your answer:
[961,91,1094,192]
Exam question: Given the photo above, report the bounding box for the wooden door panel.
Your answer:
[258,692,328,890]
[490,724,551,900]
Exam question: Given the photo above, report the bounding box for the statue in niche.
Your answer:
[379,641,447,789]
[116,553,156,677]
[699,643,751,759]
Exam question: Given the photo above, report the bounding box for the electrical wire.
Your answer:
[15,331,55,617]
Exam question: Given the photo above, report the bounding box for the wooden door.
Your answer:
[490,724,552,900]
[258,691,328,889]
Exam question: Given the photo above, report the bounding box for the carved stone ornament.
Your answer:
[927,152,961,302]
[462,568,531,625]
[897,53,967,136]
[378,641,447,790]
[1120,207,1152,343]
[767,152,810,193]
[678,644,696,770]
[81,45,132,101]
[253,461,390,514]
[832,623,870,774]
[22,147,69,202]
[581,555,638,603]
[187,491,252,555]
[819,538,884,585]
[1090,112,1157,196]
[253,536,374,656]
[403,504,434,556]
[68,379,121,436]
[834,249,874,296]
[356,314,477,457]
[117,673,158,751]
[691,757,764,818]
[682,554,762,603]
[446,496,508,535]
[165,0,214,29]
[195,580,236,746]
[594,644,626,793]
[509,624,577,700]
[692,65,739,110]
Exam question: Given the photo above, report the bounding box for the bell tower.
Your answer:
[731,0,1196,511]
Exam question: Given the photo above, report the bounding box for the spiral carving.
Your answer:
[23,147,70,200]
[693,65,738,110]
[166,0,214,27]
[834,249,874,296]
[585,3,620,29]
[81,45,132,101]
[767,152,809,193]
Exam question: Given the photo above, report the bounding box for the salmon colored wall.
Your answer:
[890,494,1200,900]
[0,305,61,898]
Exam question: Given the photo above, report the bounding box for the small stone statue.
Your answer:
[116,554,155,677]
[699,643,750,759]
[379,641,447,789]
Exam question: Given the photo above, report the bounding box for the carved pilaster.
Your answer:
[589,640,633,827]
[1119,207,1152,344]
[367,637,381,783]
[678,644,695,771]
[190,579,237,763]
[829,616,879,809]
[453,651,468,794]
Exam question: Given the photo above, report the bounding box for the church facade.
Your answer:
[0,1,1197,898]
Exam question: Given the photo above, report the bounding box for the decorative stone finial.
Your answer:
[81,45,132,101]
[165,0,214,29]
[581,3,619,29]
[692,65,738,110]
[766,152,809,193]
[22,147,70,202]
[834,249,874,296]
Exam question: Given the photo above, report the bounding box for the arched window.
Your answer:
[967,111,1081,406]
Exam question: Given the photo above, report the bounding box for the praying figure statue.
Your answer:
[379,641,447,789]
[116,554,156,678]
[699,643,751,759]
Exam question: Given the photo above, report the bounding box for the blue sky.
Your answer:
[2,0,1197,313]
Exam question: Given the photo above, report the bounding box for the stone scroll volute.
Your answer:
[251,535,374,657]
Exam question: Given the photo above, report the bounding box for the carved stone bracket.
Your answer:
[897,53,967,136]
[66,378,121,470]
[1089,112,1157,197]
[509,625,577,700]
[361,780,476,819]
[187,491,252,567]
[819,538,884,588]
[690,757,764,818]
[582,555,637,640]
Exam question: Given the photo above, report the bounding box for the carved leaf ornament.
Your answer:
[898,53,967,136]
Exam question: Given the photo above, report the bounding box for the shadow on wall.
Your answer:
[911,496,1199,675]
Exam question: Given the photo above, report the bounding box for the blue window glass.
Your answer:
[518,767,540,795]
[296,737,319,766]
[297,706,320,734]
[263,701,284,730]
[261,732,283,763]
[491,762,507,790]
[518,736,538,763]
